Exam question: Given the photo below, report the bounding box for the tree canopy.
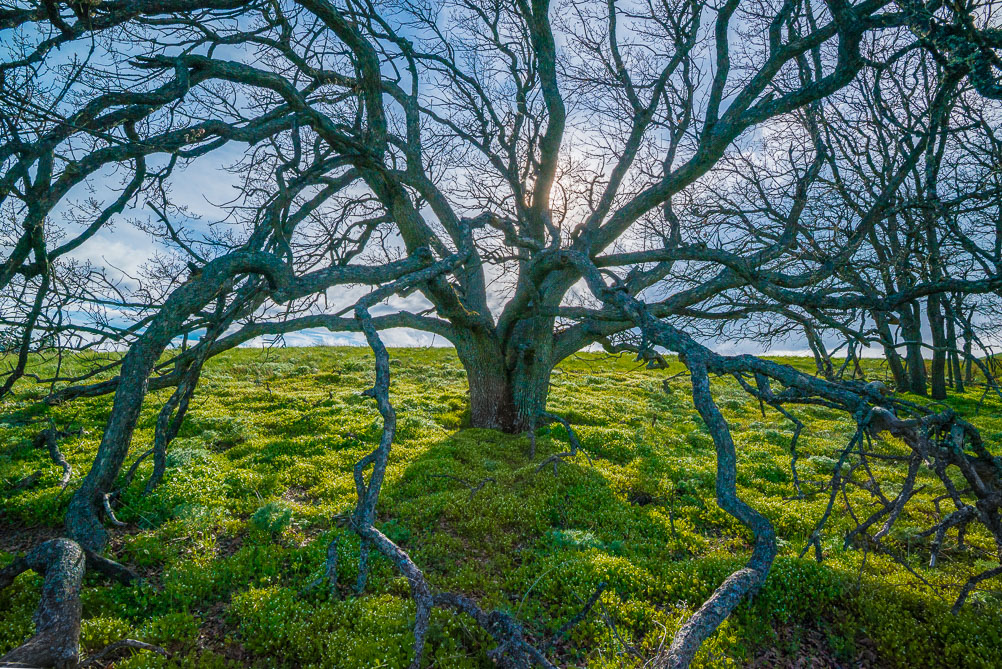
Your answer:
[1,0,1002,666]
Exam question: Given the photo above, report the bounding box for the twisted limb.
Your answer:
[561,250,1002,665]
[655,357,778,669]
[32,425,78,490]
[323,261,559,667]
[0,538,151,668]
[0,539,85,668]
[533,411,591,475]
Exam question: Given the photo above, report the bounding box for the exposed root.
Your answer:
[952,565,1002,613]
[13,469,42,490]
[543,581,607,652]
[77,640,167,668]
[102,494,127,528]
[434,592,556,669]
[429,474,496,501]
[83,548,139,585]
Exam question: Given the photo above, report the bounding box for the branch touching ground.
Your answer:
[534,411,591,475]
[952,565,1002,613]
[0,538,142,668]
[0,538,85,668]
[33,426,78,489]
[429,474,497,501]
[327,263,556,667]
[653,359,777,669]
[76,640,168,668]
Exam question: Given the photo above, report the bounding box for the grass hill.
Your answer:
[2,347,1001,667]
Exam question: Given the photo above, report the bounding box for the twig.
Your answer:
[77,639,167,667]
[429,474,496,500]
[544,582,607,651]
[534,411,591,475]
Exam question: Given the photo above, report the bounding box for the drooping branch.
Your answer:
[563,249,1001,663]
[0,539,85,668]
[0,537,154,668]
[32,425,78,489]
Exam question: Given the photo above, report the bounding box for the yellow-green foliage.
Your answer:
[1,348,1001,667]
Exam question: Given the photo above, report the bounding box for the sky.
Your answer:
[7,4,965,361]
[43,94,900,359]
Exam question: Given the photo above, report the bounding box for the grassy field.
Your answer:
[1,347,1001,668]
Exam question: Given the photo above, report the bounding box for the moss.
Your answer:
[251,501,294,536]
[0,348,1000,667]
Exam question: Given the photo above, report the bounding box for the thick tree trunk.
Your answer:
[459,333,518,431]
[455,326,554,434]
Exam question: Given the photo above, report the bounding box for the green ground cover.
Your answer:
[1,347,1001,667]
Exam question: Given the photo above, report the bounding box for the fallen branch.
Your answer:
[429,474,496,501]
[544,581,607,651]
[534,411,592,475]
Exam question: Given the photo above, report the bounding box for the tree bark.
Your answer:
[64,252,284,551]
[962,307,974,385]
[900,303,927,395]
[0,539,85,669]
[944,298,964,393]
[873,315,907,389]
[64,324,170,551]
[803,322,834,379]
[658,358,776,669]
[455,325,554,434]
[927,294,948,400]
[949,336,962,392]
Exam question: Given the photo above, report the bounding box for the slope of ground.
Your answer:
[1,348,1000,667]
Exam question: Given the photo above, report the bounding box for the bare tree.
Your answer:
[2,0,1002,667]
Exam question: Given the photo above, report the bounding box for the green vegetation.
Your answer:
[2,347,1001,667]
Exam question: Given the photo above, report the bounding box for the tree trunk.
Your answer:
[962,309,974,385]
[900,304,927,395]
[803,322,834,379]
[64,330,168,551]
[455,326,554,434]
[458,332,517,431]
[944,299,964,393]
[0,539,85,668]
[873,315,907,389]
[64,252,276,551]
[927,294,948,400]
